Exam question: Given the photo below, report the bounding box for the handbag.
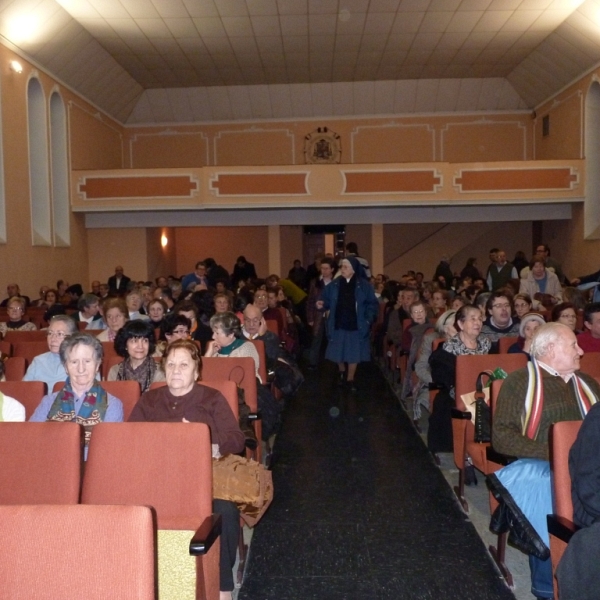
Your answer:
[273,358,304,397]
[460,368,508,444]
[212,454,274,527]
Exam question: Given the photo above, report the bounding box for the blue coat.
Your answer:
[320,276,379,341]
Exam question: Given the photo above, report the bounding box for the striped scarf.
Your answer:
[522,359,597,440]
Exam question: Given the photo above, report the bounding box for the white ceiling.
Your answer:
[2,0,600,124]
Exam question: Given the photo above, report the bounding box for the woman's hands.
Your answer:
[204,340,221,356]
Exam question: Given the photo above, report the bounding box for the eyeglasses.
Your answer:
[411,310,426,315]
[245,318,261,324]
[47,331,68,339]
[492,303,511,310]
[171,329,190,336]
[7,306,23,312]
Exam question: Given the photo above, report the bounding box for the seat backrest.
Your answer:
[0,340,11,356]
[202,356,257,411]
[0,504,155,600]
[0,381,47,419]
[148,380,239,419]
[3,330,47,343]
[498,336,519,353]
[489,379,504,416]
[265,319,279,336]
[52,380,141,422]
[0,422,81,503]
[12,341,49,363]
[101,341,119,358]
[431,337,444,352]
[102,355,124,381]
[82,422,212,530]
[455,353,527,410]
[247,339,268,384]
[4,356,26,380]
[550,420,582,520]
[579,352,600,378]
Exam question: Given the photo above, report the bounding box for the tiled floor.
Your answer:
[238,361,517,599]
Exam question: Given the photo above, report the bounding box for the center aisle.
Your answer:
[239,361,516,600]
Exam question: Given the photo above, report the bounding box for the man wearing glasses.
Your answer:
[22,315,76,390]
[481,291,520,353]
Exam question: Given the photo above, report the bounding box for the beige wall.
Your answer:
[280,226,303,277]
[87,228,149,287]
[146,227,177,284]
[174,226,269,280]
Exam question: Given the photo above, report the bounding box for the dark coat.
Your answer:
[107,274,131,294]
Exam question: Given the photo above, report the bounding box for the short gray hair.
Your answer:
[209,312,241,337]
[49,314,77,335]
[59,332,103,364]
[530,322,570,360]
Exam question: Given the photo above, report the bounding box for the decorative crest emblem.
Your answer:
[304,127,341,164]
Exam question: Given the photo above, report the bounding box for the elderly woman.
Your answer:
[107,320,165,392]
[204,312,260,379]
[507,312,545,357]
[125,291,148,321]
[96,298,128,342]
[29,333,124,448]
[431,289,451,317]
[428,305,491,456]
[519,255,562,309]
[23,315,76,390]
[317,256,379,391]
[551,302,579,333]
[128,339,244,600]
[0,296,37,336]
[214,293,232,314]
[513,293,533,320]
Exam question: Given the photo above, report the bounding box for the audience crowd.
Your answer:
[3,242,600,599]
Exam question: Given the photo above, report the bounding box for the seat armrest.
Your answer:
[428,383,443,390]
[189,514,222,556]
[247,412,261,421]
[486,446,517,466]
[547,514,578,544]
[451,408,471,420]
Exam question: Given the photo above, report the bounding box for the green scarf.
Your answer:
[46,377,108,446]
[217,337,245,356]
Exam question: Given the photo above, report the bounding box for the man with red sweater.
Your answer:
[577,303,600,353]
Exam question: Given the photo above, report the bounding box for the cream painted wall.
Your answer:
[87,228,148,287]
[174,226,269,280]
[280,225,303,276]
[346,224,372,267]
[146,227,177,283]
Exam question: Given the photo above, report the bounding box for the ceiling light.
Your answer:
[9,61,22,74]
[6,13,40,44]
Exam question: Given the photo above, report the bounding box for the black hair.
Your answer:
[584,302,600,325]
[159,313,192,341]
[114,319,156,358]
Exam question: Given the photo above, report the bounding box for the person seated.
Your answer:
[519,255,563,309]
[72,293,102,326]
[577,302,600,353]
[175,299,211,348]
[153,286,175,311]
[480,291,520,352]
[147,298,167,331]
[181,261,209,293]
[231,255,257,289]
[95,298,128,342]
[23,315,75,390]
[214,292,233,314]
[0,359,25,420]
[386,288,419,350]
[493,322,600,600]
[254,289,284,335]
[34,285,49,307]
[551,302,579,333]
[431,289,450,317]
[155,313,192,357]
[0,296,37,336]
[107,320,165,393]
[513,293,533,320]
[507,312,545,358]
[0,284,30,307]
[128,339,244,600]
[29,333,124,454]
[204,312,260,379]
[125,290,148,321]
[241,303,284,369]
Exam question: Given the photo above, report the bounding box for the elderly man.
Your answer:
[481,291,520,352]
[241,304,284,368]
[386,288,419,349]
[493,322,600,600]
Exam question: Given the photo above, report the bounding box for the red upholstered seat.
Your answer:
[0,381,47,419]
[0,504,155,599]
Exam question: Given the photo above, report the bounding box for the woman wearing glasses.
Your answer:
[0,296,37,337]
[22,315,76,390]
